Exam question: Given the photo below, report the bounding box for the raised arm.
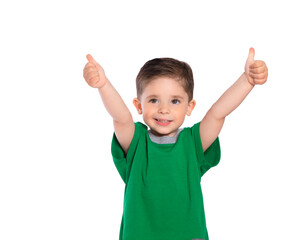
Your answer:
[83,54,134,153]
[200,48,268,152]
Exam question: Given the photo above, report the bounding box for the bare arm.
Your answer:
[200,73,253,151]
[200,48,268,152]
[83,54,134,153]
[98,81,135,153]
[209,72,254,119]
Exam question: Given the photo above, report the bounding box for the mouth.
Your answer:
[154,118,172,126]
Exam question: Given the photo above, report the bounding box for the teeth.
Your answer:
[156,119,169,123]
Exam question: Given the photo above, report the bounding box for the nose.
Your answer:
[158,102,170,114]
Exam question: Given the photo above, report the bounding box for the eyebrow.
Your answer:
[171,95,184,99]
[146,95,159,99]
[145,95,184,100]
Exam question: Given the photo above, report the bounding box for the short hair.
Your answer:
[136,58,194,101]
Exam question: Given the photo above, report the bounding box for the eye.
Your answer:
[149,98,158,104]
[171,99,180,104]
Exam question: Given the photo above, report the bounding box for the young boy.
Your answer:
[83,48,268,240]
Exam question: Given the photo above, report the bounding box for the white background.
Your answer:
[1,0,299,239]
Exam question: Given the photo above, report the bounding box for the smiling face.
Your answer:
[133,77,196,137]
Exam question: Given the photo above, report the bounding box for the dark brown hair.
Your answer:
[136,58,194,101]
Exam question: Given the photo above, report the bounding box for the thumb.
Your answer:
[86,54,102,69]
[247,47,255,64]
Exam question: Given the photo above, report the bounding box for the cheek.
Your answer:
[143,103,155,112]
[174,105,188,115]
[142,105,154,117]
[179,108,190,119]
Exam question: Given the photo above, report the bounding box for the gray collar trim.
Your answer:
[148,128,183,144]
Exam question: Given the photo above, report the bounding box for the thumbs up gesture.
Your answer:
[244,48,268,86]
[83,54,108,89]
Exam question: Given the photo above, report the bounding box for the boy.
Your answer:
[83,48,268,240]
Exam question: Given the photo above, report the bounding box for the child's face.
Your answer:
[133,77,196,137]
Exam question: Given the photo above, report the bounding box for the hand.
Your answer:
[83,54,108,88]
[244,48,268,86]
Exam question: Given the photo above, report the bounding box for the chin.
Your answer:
[153,127,178,137]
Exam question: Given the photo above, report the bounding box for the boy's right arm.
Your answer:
[83,54,135,153]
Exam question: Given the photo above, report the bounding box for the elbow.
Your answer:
[114,112,133,125]
[209,105,226,122]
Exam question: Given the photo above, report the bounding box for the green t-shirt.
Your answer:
[111,121,221,240]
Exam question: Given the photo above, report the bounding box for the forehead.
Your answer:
[142,77,187,97]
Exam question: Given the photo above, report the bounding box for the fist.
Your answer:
[244,48,268,86]
[83,54,107,88]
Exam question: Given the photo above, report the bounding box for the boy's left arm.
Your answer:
[200,48,268,152]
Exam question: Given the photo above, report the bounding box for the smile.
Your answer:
[154,118,172,126]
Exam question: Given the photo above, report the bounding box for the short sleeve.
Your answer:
[191,121,221,177]
[111,122,146,183]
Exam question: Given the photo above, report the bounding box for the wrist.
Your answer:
[243,72,255,87]
[97,78,109,90]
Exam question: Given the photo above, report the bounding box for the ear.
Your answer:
[133,98,143,114]
[186,100,196,116]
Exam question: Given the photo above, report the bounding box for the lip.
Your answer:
[154,118,172,126]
